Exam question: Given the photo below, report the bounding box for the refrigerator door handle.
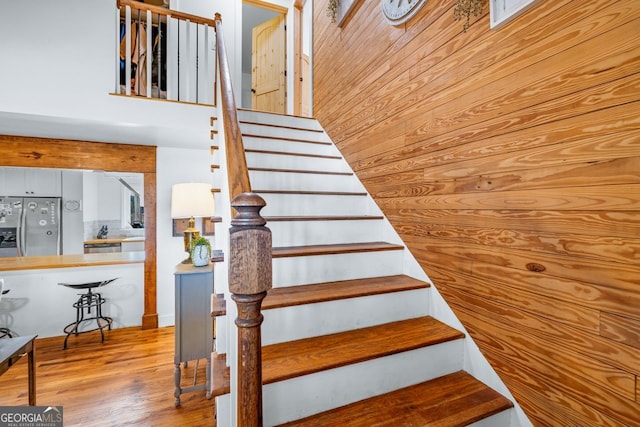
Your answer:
[17,206,26,257]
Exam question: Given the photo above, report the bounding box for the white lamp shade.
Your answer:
[171,183,215,219]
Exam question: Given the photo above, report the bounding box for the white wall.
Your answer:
[241,72,252,108]
[0,0,214,148]
[174,0,216,18]
[156,146,218,327]
[0,0,223,331]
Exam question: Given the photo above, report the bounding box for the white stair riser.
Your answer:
[272,250,404,287]
[267,219,385,246]
[246,152,349,173]
[238,110,322,131]
[262,288,431,345]
[240,123,328,143]
[214,394,231,427]
[469,409,514,427]
[250,171,360,193]
[243,136,336,157]
[259,193,372,216]
[263,340,465,426]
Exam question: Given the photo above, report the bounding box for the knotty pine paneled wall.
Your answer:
[313,0,639,425]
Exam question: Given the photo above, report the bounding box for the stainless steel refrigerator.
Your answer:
[0,197,61,257]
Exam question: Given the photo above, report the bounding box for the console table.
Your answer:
[0,335,37,405]
[174,263,214,406]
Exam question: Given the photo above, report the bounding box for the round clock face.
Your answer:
[381,0,428,25]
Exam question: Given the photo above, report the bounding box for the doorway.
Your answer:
[295,0,312,116]
[241,2,286,113]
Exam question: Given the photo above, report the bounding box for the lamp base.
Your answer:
[180,256,192,264]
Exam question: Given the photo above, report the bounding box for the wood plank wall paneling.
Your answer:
[313,0,640,425]
[0,136,158,329]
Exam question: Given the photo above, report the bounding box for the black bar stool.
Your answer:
[60,278,117,349]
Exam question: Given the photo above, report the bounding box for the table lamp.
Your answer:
[171,183,215,263]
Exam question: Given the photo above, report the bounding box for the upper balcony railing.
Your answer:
[116,0,217,105]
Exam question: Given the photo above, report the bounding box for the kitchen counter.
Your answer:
[0,251,144,272]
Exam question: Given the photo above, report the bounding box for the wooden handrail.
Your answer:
[214,13,252,199]
[117,0,216,26]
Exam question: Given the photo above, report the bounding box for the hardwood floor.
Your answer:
[0,326,216,426]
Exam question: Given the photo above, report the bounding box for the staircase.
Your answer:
[213,109,515,426]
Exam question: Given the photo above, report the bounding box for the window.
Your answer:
[490,0,541,29]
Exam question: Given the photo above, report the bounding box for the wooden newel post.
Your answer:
[229,192,272,427]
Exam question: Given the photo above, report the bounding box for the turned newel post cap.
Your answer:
[231,192,267,227]
[229,192,272,295]
[215,12,222,22]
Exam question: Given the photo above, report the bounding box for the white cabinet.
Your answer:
[0,167,62,197]
[1,168,25,195]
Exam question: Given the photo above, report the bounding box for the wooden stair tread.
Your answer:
[255,189,367,196]
[211,351,230,398]
[210,293,226,317]
[272,242,404,258]
[277,371,513,427]
[264,215,383,222]
[264,275,429,310]
[249,167,352,176]
[262,317,464,385]
[245,148,341,160]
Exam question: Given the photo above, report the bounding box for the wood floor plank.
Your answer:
[264,275,429,310]
[0,326,215,427]
[262,317,464,384]
[277,371,513,427]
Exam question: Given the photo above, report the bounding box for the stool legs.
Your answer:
[63,288,113,349]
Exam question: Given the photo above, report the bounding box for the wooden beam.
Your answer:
[0,136,158,329]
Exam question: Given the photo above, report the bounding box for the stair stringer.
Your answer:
[213,109,530,427]
[208,108,237,427]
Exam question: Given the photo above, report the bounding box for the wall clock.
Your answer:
[381,0,428,25]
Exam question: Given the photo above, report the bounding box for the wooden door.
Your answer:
[252,14,286,113]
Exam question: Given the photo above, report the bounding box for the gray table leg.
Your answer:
[174,363,181,407]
